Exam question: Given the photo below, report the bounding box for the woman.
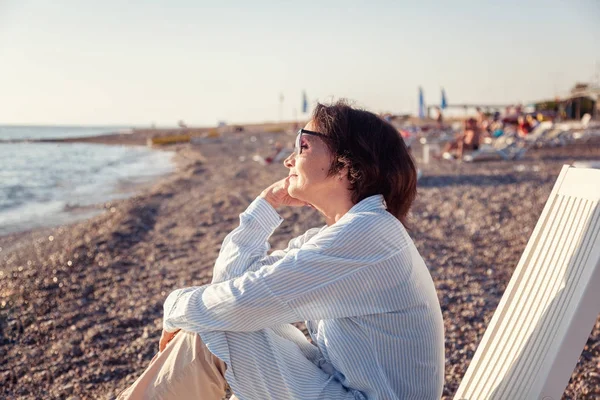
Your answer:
[440,118,482,160]
[119,101,445,399]
[517,115,532,137]
[458,118,483,158]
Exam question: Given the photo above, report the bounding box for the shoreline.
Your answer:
[0,166,175,244]
[1,130,599,398]
[0,134,179,238]
[0,122,297,239]
[0,121,300,147]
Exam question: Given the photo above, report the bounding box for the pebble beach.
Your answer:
[1,127,599,399]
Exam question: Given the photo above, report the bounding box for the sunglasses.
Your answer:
[295,129,327,155]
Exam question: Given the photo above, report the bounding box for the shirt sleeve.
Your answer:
[163,219,411,333]
[211,197,321,283]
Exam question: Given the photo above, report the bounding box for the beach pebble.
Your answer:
[1,135,598,399]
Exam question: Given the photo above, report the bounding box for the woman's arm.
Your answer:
[211,197,322,283]
[163,217,411,333]
[211,197,281,283]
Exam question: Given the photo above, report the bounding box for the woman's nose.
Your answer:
[283,152,295,168]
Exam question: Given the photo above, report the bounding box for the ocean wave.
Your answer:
[0,142,174,235]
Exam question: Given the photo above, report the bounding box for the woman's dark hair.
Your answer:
[311,100,417,228]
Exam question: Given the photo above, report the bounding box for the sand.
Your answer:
[1,127,599,399]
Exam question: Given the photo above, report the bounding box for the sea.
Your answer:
[0,125,175,236]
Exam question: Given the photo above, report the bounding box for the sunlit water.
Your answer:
[0,125,133,141]
[0,126,174,235]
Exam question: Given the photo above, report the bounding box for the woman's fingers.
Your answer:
[159,329,180,352]
[159,331,169,352]
[261,177,305,208]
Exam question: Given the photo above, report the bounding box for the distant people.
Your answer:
[459,118,484,158]
[515,104,523,115]
[475,108,486,125]
[517,115,532,137]
[435,107,444,128]
[526,114,539,131]
[536,113,544,123]
[490,112,504,138]
[491,126,504,138]
[480,118,490,134]
[399,128,416,149]
[475,107,492,135]
[441,118,483,160]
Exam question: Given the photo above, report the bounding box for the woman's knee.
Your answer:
[177,331,227,377]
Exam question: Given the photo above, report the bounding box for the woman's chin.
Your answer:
[287,186,304,201]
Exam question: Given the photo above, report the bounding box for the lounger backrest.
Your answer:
[527,121,554,141]
[581,113,591,127]
[454,165,600,400]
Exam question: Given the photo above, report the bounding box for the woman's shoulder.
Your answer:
[287,226,327,249]
[309,208,408,252]
[304,226,327,240]
[345,207,405,234]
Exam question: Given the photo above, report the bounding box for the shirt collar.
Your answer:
[347,194,387,214]
[320,194,387,230]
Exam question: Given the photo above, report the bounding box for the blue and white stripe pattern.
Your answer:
[163,195,445,399]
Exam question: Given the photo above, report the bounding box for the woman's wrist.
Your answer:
[259,192,278,208]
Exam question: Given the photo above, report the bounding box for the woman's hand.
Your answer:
[159,329,181,352]
[260,177,308,208]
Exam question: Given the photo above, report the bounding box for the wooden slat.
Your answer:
[455,165,600,400]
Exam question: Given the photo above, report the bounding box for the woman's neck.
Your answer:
[312,195,355,226]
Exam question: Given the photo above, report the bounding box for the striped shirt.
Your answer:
[163,195,445,399]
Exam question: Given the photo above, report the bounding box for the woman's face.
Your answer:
[283,121,339,203]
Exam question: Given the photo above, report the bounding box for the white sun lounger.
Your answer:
[454,165,600,400]
[524,121,555,144]
[462,135,527,162]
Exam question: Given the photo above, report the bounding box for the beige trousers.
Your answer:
[117,331,237,400]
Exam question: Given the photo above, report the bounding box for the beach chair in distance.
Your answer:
[462,134,527,162]
[454,165,600,400]
[523,121,555,148]
[463,121,551,162]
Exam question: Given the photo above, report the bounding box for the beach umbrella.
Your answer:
[418,86,425,119]
[302,91,308,114]
[441,88,447,110]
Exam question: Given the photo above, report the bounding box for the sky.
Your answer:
[0,0,599,126]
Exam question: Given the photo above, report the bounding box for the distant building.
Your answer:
[534,83,599,120]
[564,83,599,119]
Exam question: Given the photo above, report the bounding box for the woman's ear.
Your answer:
[334,155,349,173]
[338,165,349,182]
[332,155,351,184]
